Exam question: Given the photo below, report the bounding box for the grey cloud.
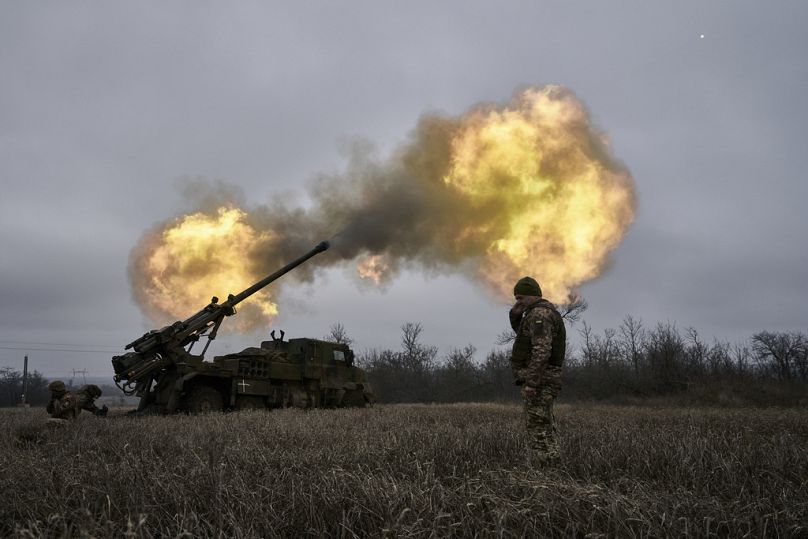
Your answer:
[1,1,806,376]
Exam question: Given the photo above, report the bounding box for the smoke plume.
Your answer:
[129,85,636,329]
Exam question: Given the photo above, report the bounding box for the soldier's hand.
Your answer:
[522,385,537,399]
[509,306,523,330]
[96,405,109,417]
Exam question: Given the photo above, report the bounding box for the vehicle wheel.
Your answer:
[339,388,367,408]
[237,396,266,410]
[182,385,223,414]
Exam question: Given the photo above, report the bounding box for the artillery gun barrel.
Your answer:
[227,240,330,307]
[122,240,330,353]
[114,241,331,399]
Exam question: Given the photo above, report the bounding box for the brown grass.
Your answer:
[1,404,806,537]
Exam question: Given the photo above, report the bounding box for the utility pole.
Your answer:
[19,355,30,407]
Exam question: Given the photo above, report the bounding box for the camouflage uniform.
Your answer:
[47,391,79,420]
[76,385,107,416]
[510,298,566,465]
[46,382,107,420]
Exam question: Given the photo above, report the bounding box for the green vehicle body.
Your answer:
[112,241,374,413]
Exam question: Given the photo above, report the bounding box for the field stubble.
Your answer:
[1,403,806,537]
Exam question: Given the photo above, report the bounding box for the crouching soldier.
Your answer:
[46,381,108,420]
[77,384,108,417]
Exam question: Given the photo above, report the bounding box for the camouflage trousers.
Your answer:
[523,385,560,466]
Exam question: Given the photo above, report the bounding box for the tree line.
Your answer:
[3,316,804,408]
[0,367,50,407]
[337,316,808,406]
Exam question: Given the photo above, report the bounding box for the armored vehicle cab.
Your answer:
[207,334,373,411]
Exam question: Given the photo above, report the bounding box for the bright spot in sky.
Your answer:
[700,34,705,39]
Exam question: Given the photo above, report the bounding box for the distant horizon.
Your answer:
[6,314,799,380]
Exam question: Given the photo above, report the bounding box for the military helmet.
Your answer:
[48,380,66,393]
[79,384,102,398]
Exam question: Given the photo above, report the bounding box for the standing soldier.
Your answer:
[46,381,108,420]
[509,277,566,466]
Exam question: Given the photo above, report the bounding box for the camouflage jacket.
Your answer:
[46,392,79,419]
[510,299,566,389]
[46,392,103,419]
[76,391,104,415]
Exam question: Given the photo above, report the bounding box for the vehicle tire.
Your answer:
[182,385,223,414]
[339,388,367,407]
[236,396,266,410]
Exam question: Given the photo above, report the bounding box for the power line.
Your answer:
[50,372,114,378]
[71,369,88,384]
[0,346,119,354]
[0,339,119,349]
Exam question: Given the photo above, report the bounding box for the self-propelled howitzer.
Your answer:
[111,241,374,414]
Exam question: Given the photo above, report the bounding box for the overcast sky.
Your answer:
[1,1,806,379]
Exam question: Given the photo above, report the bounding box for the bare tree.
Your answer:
[481,349,514,399]
[578,321,599,367]
[0,366,50,407]
[644,322,687,390]
[0,367,22,407]
[731,342,752,377]
[325,322,354,346]
[495,329,516,346]
[751,331,807,380]
[602,328,619,366]
[705,339,733,377]
[798,332,808,381]
[685,327,707,374]
[436,345,482,401]
[444,344,477,372]
[400,322,438,374]
[558,292,588,324]
[619,315,645,375]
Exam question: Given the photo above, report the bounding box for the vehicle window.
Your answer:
[333,350,345,362]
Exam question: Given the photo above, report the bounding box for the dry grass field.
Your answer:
[2,403,807,537]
